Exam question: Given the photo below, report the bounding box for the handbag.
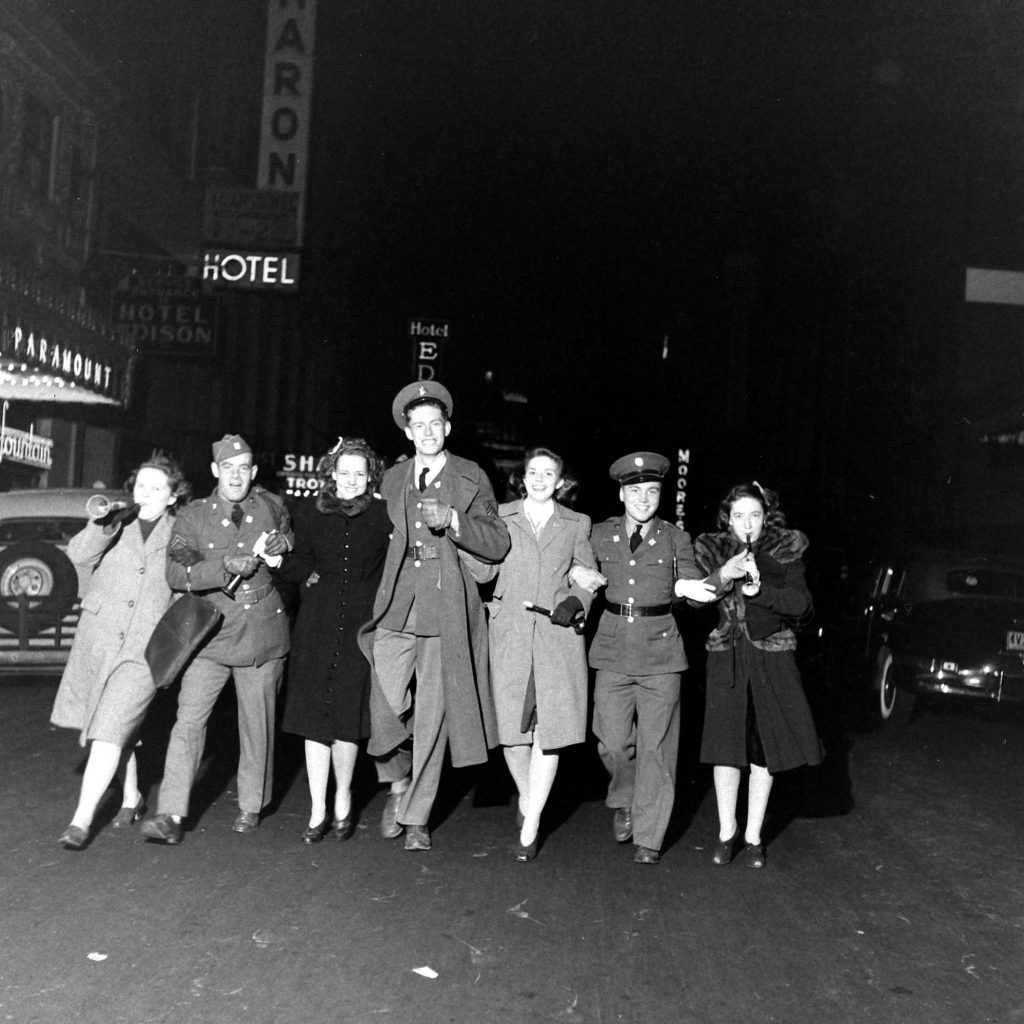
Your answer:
[145,592,223,689]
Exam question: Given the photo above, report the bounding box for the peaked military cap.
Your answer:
[609,451,670,485]
[392,380,454,429]
[211,434,252,462]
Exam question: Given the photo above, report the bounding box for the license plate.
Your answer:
[1007,630,1024,651]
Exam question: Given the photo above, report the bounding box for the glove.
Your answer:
[169,543,203,567]
[262,531,289,556]
[420,497,453,531]
[550,596,584,627]
[101,502,139,534]
[224,555,260,579]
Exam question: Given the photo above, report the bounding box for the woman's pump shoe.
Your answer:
[332,817,356,841]
[111,797,145,829]
[740,842,766,868]
[512,838,537,862]
[711,831,739,866]
[59,824,88,849]
[301,818,330,844]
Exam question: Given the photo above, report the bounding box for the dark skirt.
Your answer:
[700,639,823,774]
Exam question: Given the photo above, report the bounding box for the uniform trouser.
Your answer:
[592,669,681,851]
[157,655,285,817]
[373,628,446,827]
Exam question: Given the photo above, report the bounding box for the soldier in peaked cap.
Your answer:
[578,450,715,864]
[141,433,293,846]
[390,380,454,429]
[358,381,509,852]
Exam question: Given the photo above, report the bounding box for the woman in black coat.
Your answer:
[693,482,822,868]
[277,438,391,843]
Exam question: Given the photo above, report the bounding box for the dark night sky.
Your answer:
[48,0,1024,535]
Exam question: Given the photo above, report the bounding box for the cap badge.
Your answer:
[233,442,241,450]
[418,386,427,396]
[634,457,644,467]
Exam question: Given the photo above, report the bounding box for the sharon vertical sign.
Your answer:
[257,0,317,246]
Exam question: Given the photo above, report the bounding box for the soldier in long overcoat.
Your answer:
[51,454,188,848]
[359,381,509,851]
[487,447,598,860]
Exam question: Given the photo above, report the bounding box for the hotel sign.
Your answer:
[410,319,449,381]
[201,250,300,292]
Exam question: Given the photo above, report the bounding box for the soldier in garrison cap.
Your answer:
[358,381,510,852]
[141,434,293,846]
[572,451,716,865]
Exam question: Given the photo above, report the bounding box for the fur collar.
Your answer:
[695,526,808,571]
[316,491,375,518]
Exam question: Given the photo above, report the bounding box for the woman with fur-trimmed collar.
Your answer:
[693,482,823,869]
[277,437,392,843]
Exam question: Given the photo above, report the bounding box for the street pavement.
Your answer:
[0,672,1021,1024]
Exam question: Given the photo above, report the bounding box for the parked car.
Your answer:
[856,549,1024,724]
[0,488,121,673]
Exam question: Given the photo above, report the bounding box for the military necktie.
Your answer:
[231,503,244,527]
[629,525,643,552]
[418,467,429,492]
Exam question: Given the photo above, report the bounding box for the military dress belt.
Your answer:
[605,602,672,617]
[407,545,440,561]
[234,581,275,606]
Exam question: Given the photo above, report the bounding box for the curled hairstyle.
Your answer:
[512,446,578,505]
[716,480,787,532]
[125,451,191,505]
[316,437,384,501]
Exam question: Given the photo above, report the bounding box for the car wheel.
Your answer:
[0,541,79,635]
[876,647,915,726]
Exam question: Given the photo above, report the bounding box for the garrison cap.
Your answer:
[392,380,454,429]
[609,451,670,485]
[211,434,252,462]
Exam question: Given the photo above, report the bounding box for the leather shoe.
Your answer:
[332,816,356,841]
[140,813,183,845]
[380,790,405,839]
[111,796,145,829]
[612,807,633,843]
[404,824,431,851]
[512,838,538,862]
[58,824,88,849]
[232,810,260,833]
[633,845,661,865]
[300,818,329,844]
[711,830,739,866]
[739,841,766,868]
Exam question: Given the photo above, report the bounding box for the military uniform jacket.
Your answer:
[588,515,702,675]
[165,487,293,667]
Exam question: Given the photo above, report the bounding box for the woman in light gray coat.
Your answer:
[489,448,598,860]
[51,453,189,849]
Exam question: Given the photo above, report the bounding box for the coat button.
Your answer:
[138,567,146,574]
[118,632,125,640]
[128,600,135,608]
